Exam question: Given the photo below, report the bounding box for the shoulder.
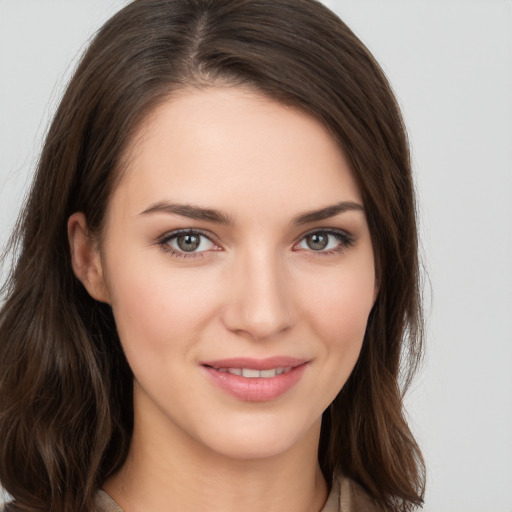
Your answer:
[1,493,122,512]
[94,479,382,512]
[329,473,383,512]
[94,490,124,512]
[0,497,16,512]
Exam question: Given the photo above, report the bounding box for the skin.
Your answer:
[69,87,377,512]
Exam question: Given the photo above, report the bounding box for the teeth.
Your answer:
[217,367,291,378]
[242,368,260,378]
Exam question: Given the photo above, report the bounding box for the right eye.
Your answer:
[158,230,218,258]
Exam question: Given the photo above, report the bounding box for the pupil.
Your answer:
[177,234,200,252]
[307,233,328,250]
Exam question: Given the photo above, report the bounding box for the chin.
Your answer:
[194,413,322,462]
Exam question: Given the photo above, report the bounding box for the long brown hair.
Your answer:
[0,1,425,510]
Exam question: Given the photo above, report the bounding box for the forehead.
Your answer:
[111,86,362,219]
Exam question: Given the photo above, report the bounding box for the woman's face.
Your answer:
[82,87,377,460]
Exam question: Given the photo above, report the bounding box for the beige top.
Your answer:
[94,475,380,512]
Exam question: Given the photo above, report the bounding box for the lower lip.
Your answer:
[202,364,309,402]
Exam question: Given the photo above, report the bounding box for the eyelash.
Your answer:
[156,228,355,259]
[293,229,356,256]
[156,229,218,259]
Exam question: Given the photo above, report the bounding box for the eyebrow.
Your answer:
[292,201,364,225]
[139,201,233,224]
[139,200,363,225]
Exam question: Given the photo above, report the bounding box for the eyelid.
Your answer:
[156,228,222,257]
[155,227,355,259]
[293,227,356,254]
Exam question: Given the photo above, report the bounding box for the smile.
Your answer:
[215,367,292,378]
[201,357,309,401]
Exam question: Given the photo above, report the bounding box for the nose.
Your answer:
[221,249,296,340]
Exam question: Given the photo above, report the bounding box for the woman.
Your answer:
[0,1,425,511]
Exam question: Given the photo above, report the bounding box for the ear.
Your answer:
[68,212,110,303]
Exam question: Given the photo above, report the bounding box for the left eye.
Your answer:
[164,231,216,253]
[296,231,349,252]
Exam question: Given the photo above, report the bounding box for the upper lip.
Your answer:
[201,356,308,371]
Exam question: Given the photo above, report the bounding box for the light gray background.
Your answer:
[1,1,511,511]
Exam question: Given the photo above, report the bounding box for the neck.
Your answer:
[104,387,328,512]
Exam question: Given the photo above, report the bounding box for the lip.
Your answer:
[201,356,307,371]
[200,357,309,402]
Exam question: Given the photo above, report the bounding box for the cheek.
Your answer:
[299,255,376,376]
[325,281,374,341]
[105,254,220,364]
[306,262,375,338]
